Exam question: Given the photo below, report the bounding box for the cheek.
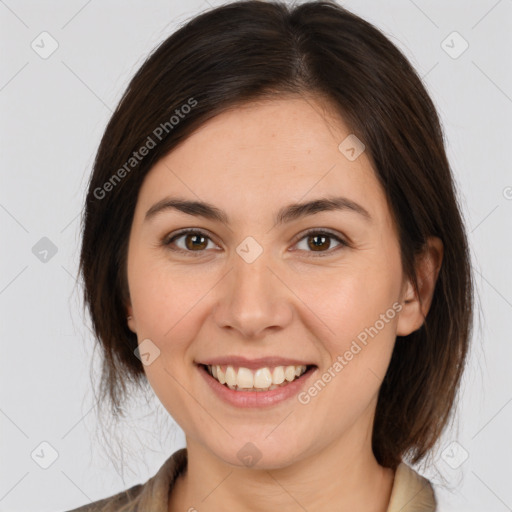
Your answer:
[129,254,212,339]
[127,258,212,429]
[301,258,401,343]
[127,256,222,405]
[297,257,401,403]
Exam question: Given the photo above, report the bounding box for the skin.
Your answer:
[125,95,443,512]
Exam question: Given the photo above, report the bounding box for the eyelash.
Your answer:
[162,228,349,257]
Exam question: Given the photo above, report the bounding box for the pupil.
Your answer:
[186,234,206,250]
[309,235,328,251]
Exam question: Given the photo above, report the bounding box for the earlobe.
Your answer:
[126,305,137,333]
[396,236,444,336]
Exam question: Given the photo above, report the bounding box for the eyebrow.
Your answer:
[144,195,372,225]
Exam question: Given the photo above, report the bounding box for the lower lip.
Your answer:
[198,364,317,408]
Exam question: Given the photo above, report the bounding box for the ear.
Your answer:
[126,302,137,333]
[397,236,444,336]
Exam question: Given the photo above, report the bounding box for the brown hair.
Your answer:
[79,0,474,470]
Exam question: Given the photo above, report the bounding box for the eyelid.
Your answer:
[162,227,349,256]
[162,228,219,253]
[289,227,349,256]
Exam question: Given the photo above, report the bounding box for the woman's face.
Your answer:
[126,96,416,468]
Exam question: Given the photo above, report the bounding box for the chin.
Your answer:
[203,434,310,471]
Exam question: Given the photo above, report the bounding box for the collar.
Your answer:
[90,448,436,511]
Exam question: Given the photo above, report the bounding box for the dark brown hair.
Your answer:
[79,0,474,470]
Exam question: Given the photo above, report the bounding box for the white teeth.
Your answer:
[272,366,285,385]
[207,364,308,391]
[225,366,237,387]
[236,367,254,389]
[284,365,296,382]
[254,367,273,389]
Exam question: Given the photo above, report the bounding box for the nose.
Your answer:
[212,249,294,340]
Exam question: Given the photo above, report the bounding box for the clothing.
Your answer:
[65,448,436,511]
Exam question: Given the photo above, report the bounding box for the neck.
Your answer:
[168,427,395,512]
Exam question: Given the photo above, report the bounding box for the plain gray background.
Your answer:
[1,1,511,511]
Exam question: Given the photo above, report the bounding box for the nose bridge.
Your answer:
[234,246,272,300]
[213,240,292,338]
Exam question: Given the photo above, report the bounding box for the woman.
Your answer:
[70,1,473,510]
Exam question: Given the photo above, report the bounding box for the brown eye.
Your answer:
[294,230,347,256]
[163,228,347,257]
[307,234,331,251]
[164,230,216,253]
[184,233,208,250]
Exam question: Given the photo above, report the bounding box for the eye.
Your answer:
[292,229,348,256]
[163,229,218,255]
[163,228,348,257]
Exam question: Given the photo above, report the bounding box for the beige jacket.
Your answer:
[65,448,436,511]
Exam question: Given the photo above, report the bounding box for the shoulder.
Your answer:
[387,462,437,512]
[64,482,144,512]
[62,448,187,512]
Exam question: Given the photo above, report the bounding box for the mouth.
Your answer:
[198,363,316,392]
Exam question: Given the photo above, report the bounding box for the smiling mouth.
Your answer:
[201,363,316,392]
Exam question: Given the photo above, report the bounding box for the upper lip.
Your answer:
[197,356,315,370]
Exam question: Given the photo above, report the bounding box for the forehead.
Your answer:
[135,96,388,228]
